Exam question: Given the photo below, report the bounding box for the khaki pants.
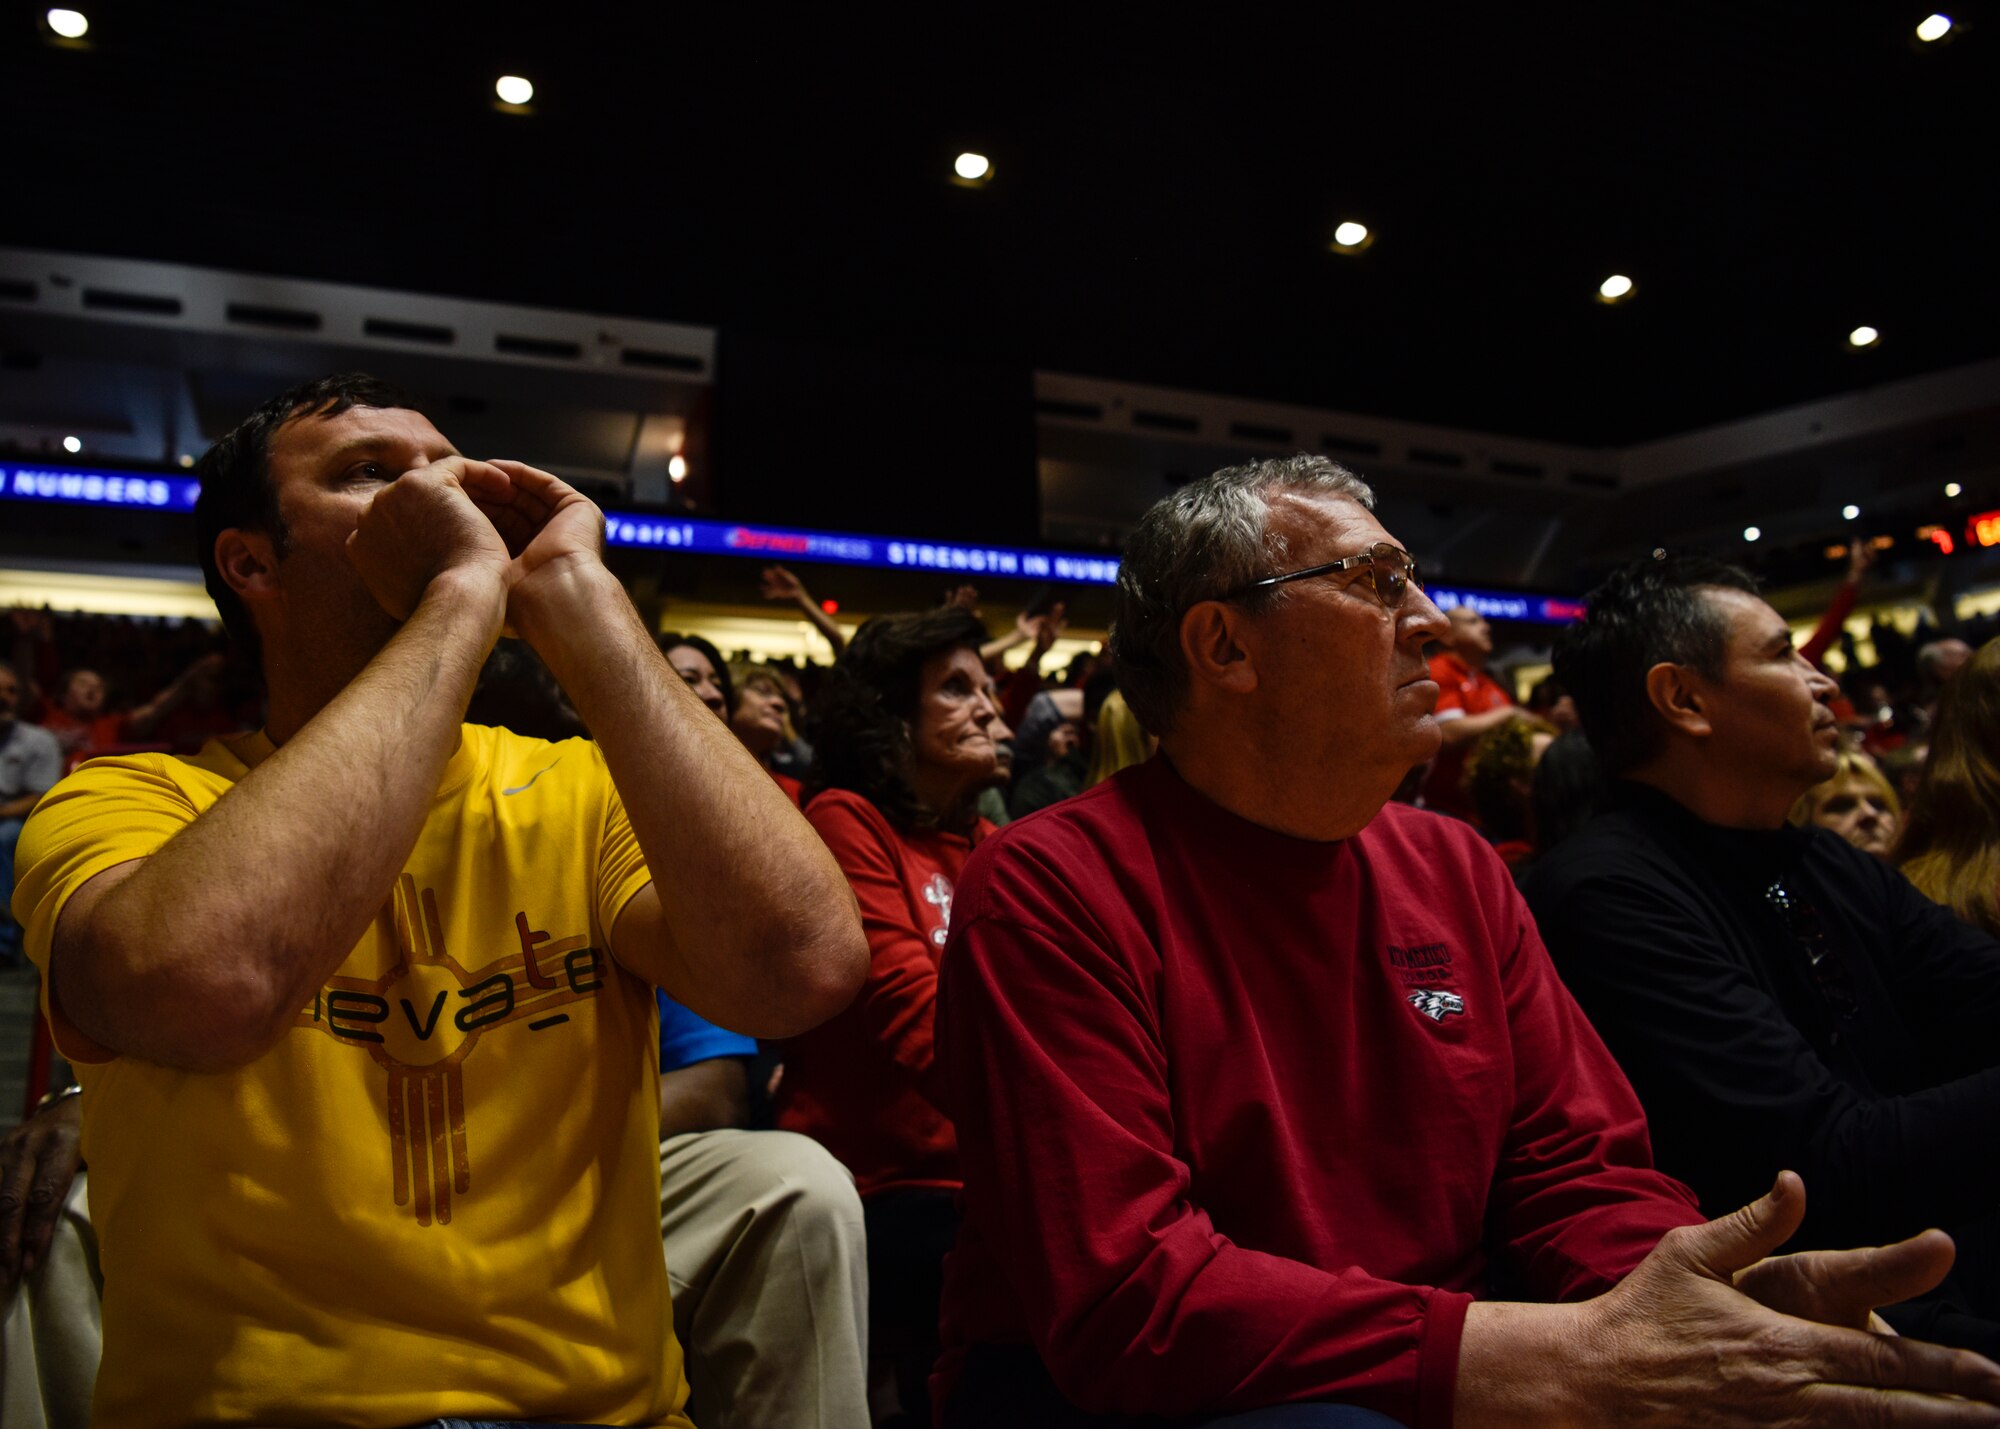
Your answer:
[660,1129,870,1429]
[1,1131,868,1429]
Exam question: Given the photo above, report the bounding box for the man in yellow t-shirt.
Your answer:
[8,373,868,1429]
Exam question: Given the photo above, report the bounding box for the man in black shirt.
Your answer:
[1527,555,2000,1353]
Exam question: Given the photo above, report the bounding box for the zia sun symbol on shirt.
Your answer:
[293,872,607,1226]
[921,873,954,948]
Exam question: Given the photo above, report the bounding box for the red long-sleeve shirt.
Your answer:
[776,788,990,1196]
[1799,577,1859,670]
[934,757,1702,1428]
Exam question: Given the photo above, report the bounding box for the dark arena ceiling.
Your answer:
[5,1,1998,583]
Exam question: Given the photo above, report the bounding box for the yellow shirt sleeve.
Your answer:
[12,754,206,1062]
[594,748,654,947]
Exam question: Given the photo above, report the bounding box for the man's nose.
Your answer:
[1405,588,1451,644]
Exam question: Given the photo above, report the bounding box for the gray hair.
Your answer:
[1109,453,1375,736]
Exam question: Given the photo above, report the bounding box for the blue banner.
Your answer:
[0,460,1578,620]
[1426,586,1586,626]
[601,510,1121,584]
[1,462,198,512]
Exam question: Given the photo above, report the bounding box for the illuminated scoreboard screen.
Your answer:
[0,461,1585,623]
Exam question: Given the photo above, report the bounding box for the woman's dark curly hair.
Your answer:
[806,607,989,835]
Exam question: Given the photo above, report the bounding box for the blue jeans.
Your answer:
[406,1421,621,1428]
[1203,1411,1405,1427]
[944,1341,1408,1428]
[0,817,24,960]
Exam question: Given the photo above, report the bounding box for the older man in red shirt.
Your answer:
[930,453,2000,1429]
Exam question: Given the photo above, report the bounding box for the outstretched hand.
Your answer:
[760,564,807,604]
[1736,1219,1955,1334]
[1574,1172,2000,1424]
[1030,602,1068,655]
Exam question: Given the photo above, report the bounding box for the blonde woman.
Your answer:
[1084,688,1154,788]
[1898,637,2000,934]
[1789,749,1901,861]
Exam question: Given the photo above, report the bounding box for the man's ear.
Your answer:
[1179,601,1259,698]
[1643,661,1713,739]
[214,529,280,605]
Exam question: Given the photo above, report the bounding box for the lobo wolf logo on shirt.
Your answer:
[1407,989,1466,1023]
[921,872,955,948]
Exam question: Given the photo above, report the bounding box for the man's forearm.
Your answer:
[516,562,864,1028]
[1439,705,1517,747]
[979,626,1031,664]
[658,1058,752,1137]
[795,595,847,655]
[62,573,506,1067]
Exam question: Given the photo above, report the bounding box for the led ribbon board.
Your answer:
[1422,587,1586,626]
[0,461,1580,619]
[1,462,199,512]
[601,511,1123,585]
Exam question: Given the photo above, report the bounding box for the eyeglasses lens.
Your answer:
[1370,546,1419,606]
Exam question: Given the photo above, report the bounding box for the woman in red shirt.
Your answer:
[779,605,1006,1423]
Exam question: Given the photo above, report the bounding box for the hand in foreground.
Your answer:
[472,461,608,634]
[1574,1172,2000,1425]
[1735,1211,1955,1334]
[345,457,515,619]
[482,460,606,582]
[0,1094,82,1292]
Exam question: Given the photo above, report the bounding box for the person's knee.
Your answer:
[752,1131,863,1230]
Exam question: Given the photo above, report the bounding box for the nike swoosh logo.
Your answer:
[502,757,564,796]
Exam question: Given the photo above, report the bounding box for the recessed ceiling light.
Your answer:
[1946,482,1964,498]
[495,75,534,106]
[1848,325,1881,348]
[45,8,88,39]
[1597,274,1635,304]
[1916,13,1953,42]
[668,455,689,483]
[1330,221,1373,253]
[62,435,81,453]
[1743,526,1762,542]
[953,152,991,182]
[1843,504,1861,520]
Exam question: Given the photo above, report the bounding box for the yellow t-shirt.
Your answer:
[12,724,694,1429]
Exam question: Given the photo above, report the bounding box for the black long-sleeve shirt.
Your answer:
[1525,782,2000,1277]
